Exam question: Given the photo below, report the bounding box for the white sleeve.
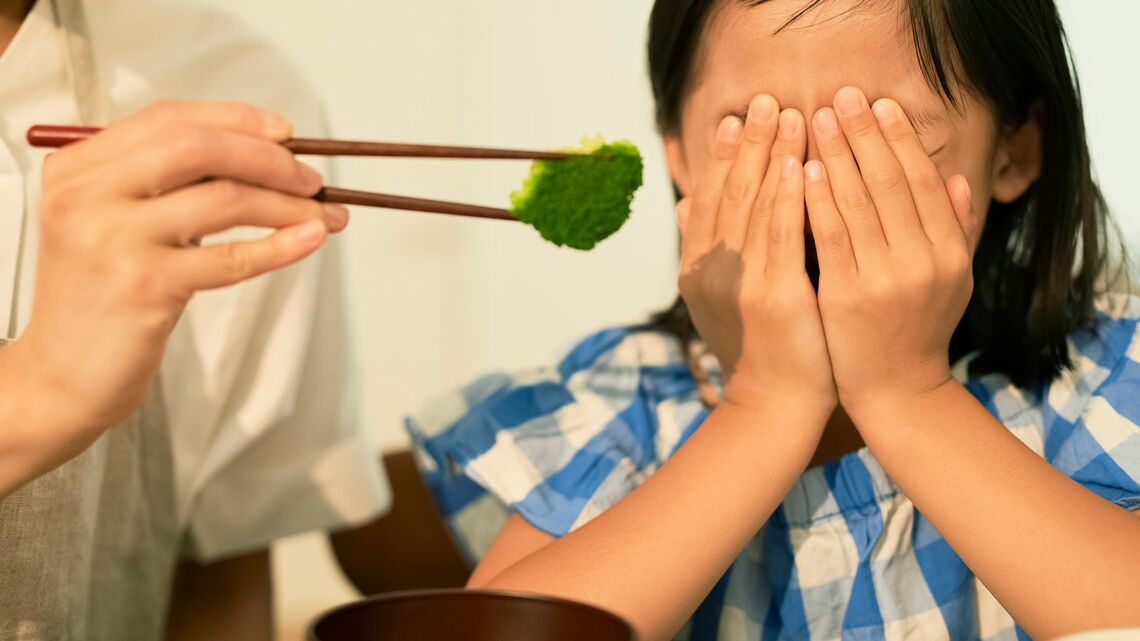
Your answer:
[162,235,390,562]
[87,0,393,561]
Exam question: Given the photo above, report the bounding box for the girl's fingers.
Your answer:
[947,175,981,256]
[812,107,886,261]
[683,116,743,265]
[804,160,856,277]
[716,95,780,252]
[145,179,347,246]
[766,155,806,277]
[833,87,925,247]
[676,198,693,244]
[747,108,807,263]
[173,218,328,291]
[871,98,960,246]
[102,125,321,199]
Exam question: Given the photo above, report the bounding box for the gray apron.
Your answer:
[0,2,181,639]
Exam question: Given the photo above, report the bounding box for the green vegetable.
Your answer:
[510,136,644,250]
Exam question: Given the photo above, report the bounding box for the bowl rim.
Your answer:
[305,588,637,641]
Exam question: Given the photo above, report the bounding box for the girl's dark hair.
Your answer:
[647,0,1127,386]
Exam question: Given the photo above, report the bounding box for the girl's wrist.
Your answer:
[841,377,962,437]
[709,400,831,477]
[719,389,834,436]
[837,358,954,419]
[723,371,837,416]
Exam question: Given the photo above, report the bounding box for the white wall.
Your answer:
[1057,0,1140,259]
[202,0,676,454]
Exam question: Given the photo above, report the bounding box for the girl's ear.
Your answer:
[991,108,1044,204]
[664,135,693,197]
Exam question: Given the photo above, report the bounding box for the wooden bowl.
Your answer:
[307,589,637,641]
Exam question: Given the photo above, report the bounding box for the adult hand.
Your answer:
[1,100,348,491]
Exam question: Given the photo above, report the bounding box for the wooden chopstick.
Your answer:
[25,124,532,221]
[285,138,582,160]
[317,187,516,221]
[26,125,584,160]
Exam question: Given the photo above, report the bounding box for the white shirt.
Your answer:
[0,1,389,638]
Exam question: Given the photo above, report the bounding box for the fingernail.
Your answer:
[718,116,743,143]
[298,163,323,189]
[782,155,798,178]
[295,218,327,247]
[815,109,840,138]
[749,95,775,123]
[265,111,294,139]
[805,160,824,182]
[778,110,800,140]
[323,204,350,230]
[872,100,899,126]
[836,87,867,117]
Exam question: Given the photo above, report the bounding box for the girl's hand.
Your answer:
[678,95,835,415]
[8,100,348,463]
[804,87,980,415]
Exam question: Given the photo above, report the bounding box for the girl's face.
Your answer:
[664,0,1042,239]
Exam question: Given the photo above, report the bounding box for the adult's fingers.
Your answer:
[143,179,348,246]
[715,94,779,252]
[44,100,294,180]
[683,116,743,267]
[98,125,321,199]
[172,218,328,291]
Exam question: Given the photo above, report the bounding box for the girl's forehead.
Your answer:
[691,0,943,121]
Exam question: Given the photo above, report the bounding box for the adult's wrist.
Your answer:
[0,336,112,494]
[0,334,101,442]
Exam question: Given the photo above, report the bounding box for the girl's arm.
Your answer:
[471,96,835,641]
[850,380,1140,640]
[472,401,828,641]
[804,87,1140,639]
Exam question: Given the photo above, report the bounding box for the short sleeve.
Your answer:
[1042,293,1140,512]
[407,327,708,543]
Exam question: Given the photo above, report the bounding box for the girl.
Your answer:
[408,0,1140,639]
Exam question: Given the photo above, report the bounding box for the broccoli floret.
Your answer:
[510,136,644,250]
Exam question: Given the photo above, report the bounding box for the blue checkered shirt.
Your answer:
[407,293,1140,640]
